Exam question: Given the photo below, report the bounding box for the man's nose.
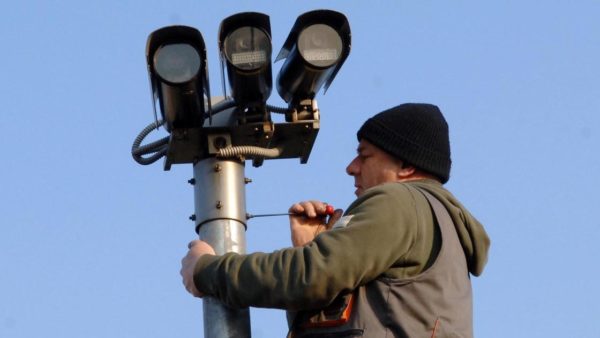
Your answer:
[346,157,359,176]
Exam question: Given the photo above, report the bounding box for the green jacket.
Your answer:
[193,179,490,311]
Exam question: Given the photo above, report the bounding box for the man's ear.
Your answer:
[397,163,416,178]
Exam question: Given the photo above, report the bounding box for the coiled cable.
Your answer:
[131,120,168,165]
[217,146,282,159]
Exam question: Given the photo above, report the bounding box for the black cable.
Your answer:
[132,136,168,156]
[131,120,168,165]
[204,99,237,119]
[267,104,292,114]
[133,147,168,165]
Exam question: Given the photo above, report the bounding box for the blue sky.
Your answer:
[1,1,599,337]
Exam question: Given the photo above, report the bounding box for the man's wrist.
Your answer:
[192,253,219,295]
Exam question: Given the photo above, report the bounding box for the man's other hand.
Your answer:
[288,201,343,247]
[180,240,216,298]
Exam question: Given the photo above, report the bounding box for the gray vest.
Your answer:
[290,189,473,338]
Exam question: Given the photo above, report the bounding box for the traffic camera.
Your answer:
[276,10,351,108]
[146,25,210,132]
[219,12,273,124]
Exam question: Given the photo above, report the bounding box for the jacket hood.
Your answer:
[411,180,490,276]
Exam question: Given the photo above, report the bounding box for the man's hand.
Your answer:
[288,201,343,247]
[180,240,216,298]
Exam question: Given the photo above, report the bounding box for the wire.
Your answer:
[132,136,168,156]
[216,146,282,159]
[134,148,168,165]
[204,99,237,121]
[267,104,292,114]
[131,120,168,165]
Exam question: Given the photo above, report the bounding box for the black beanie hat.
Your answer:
[357,103,452,183]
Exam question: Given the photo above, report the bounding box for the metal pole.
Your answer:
[193,157,251,338]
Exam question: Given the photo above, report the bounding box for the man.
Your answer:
[181,103,490,337]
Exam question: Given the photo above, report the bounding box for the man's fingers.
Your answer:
[300,201,319,217]
[186,240,217,255]
[188,240,199,249]
[311,201,331,215]
[289,201,331,218]
[288,203,304,214]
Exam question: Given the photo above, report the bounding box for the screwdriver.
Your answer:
[247,205,335,219]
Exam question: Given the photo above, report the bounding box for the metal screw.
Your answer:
[216,201,223,209]
[244,178,253,184]
[214,164,222,172]
[188,178,196,185]
[189,214,196,221]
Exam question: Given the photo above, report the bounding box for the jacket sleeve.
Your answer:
[193,184,420,310]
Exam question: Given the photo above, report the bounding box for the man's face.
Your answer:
[346,139,405,196]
